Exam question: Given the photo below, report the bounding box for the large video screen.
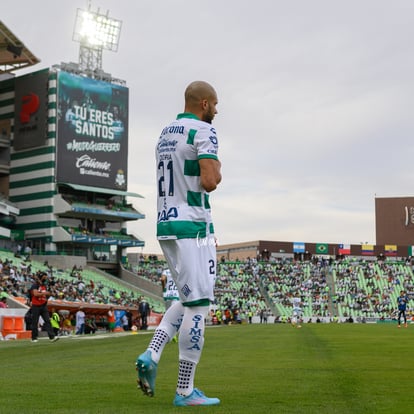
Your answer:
[56,71,128,190]
[14,69,49,151]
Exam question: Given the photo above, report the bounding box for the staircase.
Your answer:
[324,266,338,317]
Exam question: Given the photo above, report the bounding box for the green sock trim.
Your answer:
[183,299,210,307]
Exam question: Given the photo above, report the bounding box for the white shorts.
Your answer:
[159,236,217,304]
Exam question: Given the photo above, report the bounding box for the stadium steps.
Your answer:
[325,266,338,316]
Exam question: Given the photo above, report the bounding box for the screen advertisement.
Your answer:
[14,69,49,151]
[56,71,128,190]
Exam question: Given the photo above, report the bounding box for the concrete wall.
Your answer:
[32,255,87,271]
[119,266,162,301]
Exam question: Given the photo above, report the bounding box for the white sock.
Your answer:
[176,306,208,396]
[176,360,197,396]
[147,301,184,363]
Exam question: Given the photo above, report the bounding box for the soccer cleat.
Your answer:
[136,350,158,397]
[31,339,38,343]
[50,337,60,343]
[173,388,220,406]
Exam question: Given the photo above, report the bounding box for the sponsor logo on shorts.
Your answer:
[181,284,192,297]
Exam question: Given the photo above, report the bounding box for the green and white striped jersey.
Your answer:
[156,112,219,240]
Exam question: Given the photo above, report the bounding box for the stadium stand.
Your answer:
[214,257,414,323]
[0,249,166,338]
[2,250,414,337]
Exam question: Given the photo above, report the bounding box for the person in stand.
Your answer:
[29,272,59,343]
[61,314,74,335]
[107,306,116,332]
[85,315,98,334]
[75,307,86,335]
[121,313,129,331]
[397,290,410,328]
[0,296,8,308]
[138,299,150,330]
[135,81,221,406]
[50,307,61,337]
[125,309,133,330]
[248,309,253,324]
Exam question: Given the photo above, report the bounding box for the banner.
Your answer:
[316,243,328,254]
[14,69,48,150]
[408,246,414,256]
[293,242,305,253]
[71,234,142,246]
[338,243,351,255]
[384,244,397,256]
[361,244,374,255]
[56,71,129,190]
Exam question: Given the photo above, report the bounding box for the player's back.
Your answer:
[156,114,218,240]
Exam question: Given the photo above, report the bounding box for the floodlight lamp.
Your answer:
[73,8,122,52]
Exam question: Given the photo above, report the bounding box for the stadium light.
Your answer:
[72,7,122,72]
[73,8,121,52]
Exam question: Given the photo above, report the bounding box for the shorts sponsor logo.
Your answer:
[181,284,191,297]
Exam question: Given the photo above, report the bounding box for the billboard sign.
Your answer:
[56,71,128,190]
[71,234,142,246]
[14,69,49,150]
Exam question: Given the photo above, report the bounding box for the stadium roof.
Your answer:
[0,20,40,73]
[59,183,144,198]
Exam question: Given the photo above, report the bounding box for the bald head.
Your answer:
[185,81,216,105]
[184,81,218,124]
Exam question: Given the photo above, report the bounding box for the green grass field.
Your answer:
[1,323,413,414]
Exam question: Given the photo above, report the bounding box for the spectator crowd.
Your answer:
[2,251,414,330]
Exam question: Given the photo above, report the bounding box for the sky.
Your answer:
[3,0,414,254]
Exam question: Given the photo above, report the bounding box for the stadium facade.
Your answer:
[217,197,414,261]
[375,196,414,246]
[0,21,145,270]
[217,237,414,262]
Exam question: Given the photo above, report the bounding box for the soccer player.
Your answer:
[291,296,302,328]
[161,268,179,343]
[397,290,410,328]
[161,268,179,310]
[136,81,221,406]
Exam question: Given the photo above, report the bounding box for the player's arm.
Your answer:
[199,158,221,192]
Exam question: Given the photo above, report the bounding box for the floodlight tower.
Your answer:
[72,5,122,75]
